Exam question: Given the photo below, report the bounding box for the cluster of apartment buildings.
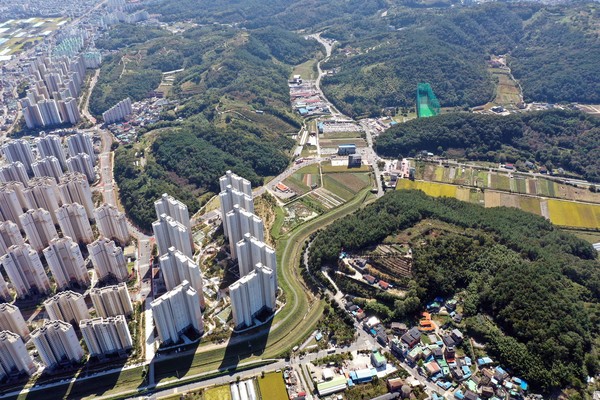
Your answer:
[0,131,138,379]
[20,55,87,128]
[151,193,204,345]
[219,171,278,330]
[0,282,134,379]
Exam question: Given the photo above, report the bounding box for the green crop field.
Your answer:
[258,372,288,400]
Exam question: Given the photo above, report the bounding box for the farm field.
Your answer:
[257,372,288,400]
[321,162,370,173]
[282,164,321,196]
[204,385,232,400]
[546,199,600,229]
[319,138,367,148]
[323,173,371,201]
[292,58,318,80]
[396,179,457,198]
[322,131,363,139]
[488,68,522,107]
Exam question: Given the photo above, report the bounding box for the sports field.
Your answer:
[546,199,600,229]
[257,372,288,400]
[396,179,457,198]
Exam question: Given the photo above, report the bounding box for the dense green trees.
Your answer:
[113,146,200,230]
[510,6,600,104]
[375,109,600,182]
[308,190,599,391]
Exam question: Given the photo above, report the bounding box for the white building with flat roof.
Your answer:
[87,238,128,283]
[31,320,84,369]
[151,280,203,345]
[56,203,94,244]
[152,214,193,258]
[0,303,29,340]
[43,237,89,289]
[0,331,36,379]
[0,243,51,298]
[159,247,204,308]
[80,315,132,357]
[94,204,129,245]
[19,208,58,252]
[44,291,90,326]
[89,283,133,318]
[229,263,276,329]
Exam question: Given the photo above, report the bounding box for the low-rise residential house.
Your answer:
[391,322,408,335]
[451,329,464,344]
[401,327,421,348]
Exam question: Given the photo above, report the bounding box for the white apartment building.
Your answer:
[32,156,63,182]
[44,291,90,326]
[219,171,254,237]
[229,263,277,329]
[0,303,30,340]
[23,177,62,224]
[236,234,277,283]
[0,183,26,228]
[0,275,9,302]
[159,247,204,308]
[0,162,29,186]
[66,132,95,163]
[89,283,133,318]
[225,205,264,260]
[58,172,94,219]
[0,220,24,257]
[154,193,191,231]
[43,237,89,289]
[31,320,84,369]
[36,134,67,170]
[151,280,203,345]
[152,214,193,258]
[0,243,51,298]
[66,153,95,183]
[87,238,128,283]
[19,208,58,252]
[94,203,129,245]
[56,203,94,244]
[80,315,132,357]
[0,331,36,378]
[1,140,34,176]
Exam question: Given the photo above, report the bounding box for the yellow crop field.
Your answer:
[396,180,457,198]
[547,199,600,228]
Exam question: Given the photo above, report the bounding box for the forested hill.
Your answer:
[308,190,600,393]
[375,110,600,182]
[104,24,319,231]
